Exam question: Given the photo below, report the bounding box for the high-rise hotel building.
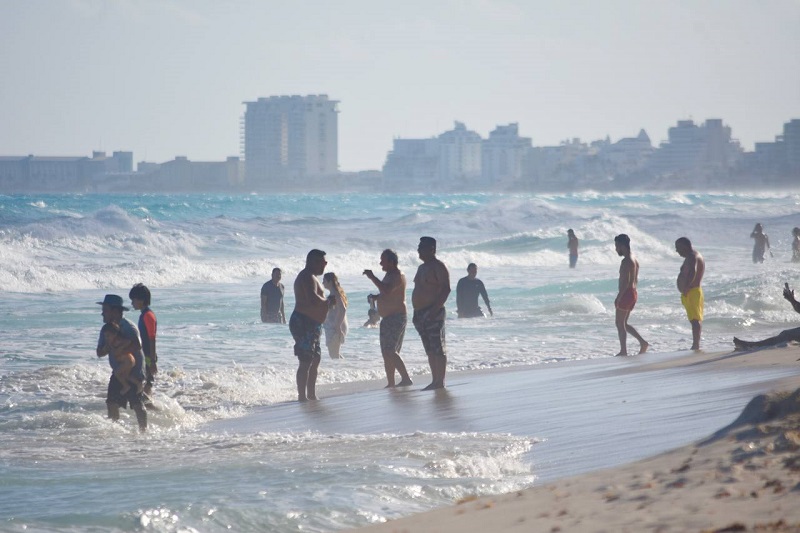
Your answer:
[242,95,339,186]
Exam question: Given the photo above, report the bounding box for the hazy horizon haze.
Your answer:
[1,0,798,171]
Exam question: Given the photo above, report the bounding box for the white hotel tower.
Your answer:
[242,95,339,186]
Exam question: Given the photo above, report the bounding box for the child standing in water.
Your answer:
[101,322,143,395]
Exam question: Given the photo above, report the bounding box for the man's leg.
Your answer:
[296,359,311,401]
[132,402,147,432]
[690,320,701,350]
[306,355,321,400]
[394,352,412,386]
[615,309,629,356]
[382,350,397,387]
[423,354,446,390]
[625,323,649,354]
[106,401,120,421]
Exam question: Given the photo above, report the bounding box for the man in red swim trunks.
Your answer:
[614,234,649,356]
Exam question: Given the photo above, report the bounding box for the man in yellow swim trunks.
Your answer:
[675,237,705,350]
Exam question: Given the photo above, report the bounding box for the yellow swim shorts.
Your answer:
[680,287,704,322]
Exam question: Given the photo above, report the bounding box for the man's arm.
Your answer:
[679,257,697,296]
[478,281,492,316]
[261,293,269,322]
[280,287,286,323]
[433,262,451,309]
[97,331,109,357]
[783,285,800,314]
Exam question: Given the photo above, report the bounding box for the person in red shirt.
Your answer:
[130,283,158,406]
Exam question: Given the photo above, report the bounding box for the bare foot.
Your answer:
[298,396,308,402]
[308,395,318,400]
[690,345,700,351]
[397,379,413,386]
[639,342,649,354]
[615,351,628,357]
[384,383,396,389]
[422,382,444,391]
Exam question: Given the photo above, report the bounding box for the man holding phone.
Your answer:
[734,283,800,349]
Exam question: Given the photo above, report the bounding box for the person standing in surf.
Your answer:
[567,229,579,268]
[96,294,148,431]
[129,283,158,409]
[322,272,348,359]
[675,237,705,351]
[614,234,648,356]
[751,223,771,263]
[363,248,413,388]
[289,249,329,401]
[412,237,451,390]
[261,267,286,323]
[455,263,492,318]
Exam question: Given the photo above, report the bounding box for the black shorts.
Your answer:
[106,374,145,409]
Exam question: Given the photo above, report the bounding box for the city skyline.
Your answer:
[1,0,798,171]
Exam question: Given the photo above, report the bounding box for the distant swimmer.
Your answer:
[412,237,451,390]
[567,229,579,268]
[363,294,381,328]
[289,250,329,401]
[456,263,492,318]
[322,272,348,359]
[261,268,286,324]
[792,227,800,263]
[734,283,800,349]
[364,249,412,388]
[751,223,771,263]
[613,234,648,356]
[675,237,705,351]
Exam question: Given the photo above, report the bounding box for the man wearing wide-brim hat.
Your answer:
[95,294,148,431]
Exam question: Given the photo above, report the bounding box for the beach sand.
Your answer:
[351,346,800,533]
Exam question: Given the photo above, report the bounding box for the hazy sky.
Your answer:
[2,0,798,171]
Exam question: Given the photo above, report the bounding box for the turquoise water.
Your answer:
[1,192,800,531]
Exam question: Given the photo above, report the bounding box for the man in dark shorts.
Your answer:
[364,249,413,388]
[412,237,451,390]
[261,267,286,323]
[96,294,147,431]
[289,250,329,401]
[456,263,492,318]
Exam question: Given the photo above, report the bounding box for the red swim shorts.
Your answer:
[616,288,638,312]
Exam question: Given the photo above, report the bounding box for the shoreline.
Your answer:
[350,346,800,532]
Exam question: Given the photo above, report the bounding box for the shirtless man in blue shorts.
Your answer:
[412,237,451,391]
[289,249,329,401]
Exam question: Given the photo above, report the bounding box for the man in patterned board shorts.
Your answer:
[675,237,705,351]
[289,249,329,401]
[363,249,412,388]
[411,237,451,391]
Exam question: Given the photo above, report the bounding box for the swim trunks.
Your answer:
[106,373,145,410]
[289,311,322,361]
[380,312,407,355]
[616,288,637,312]
[681,287,704,322]
[412,306,447,358]
[569,253,578,268]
